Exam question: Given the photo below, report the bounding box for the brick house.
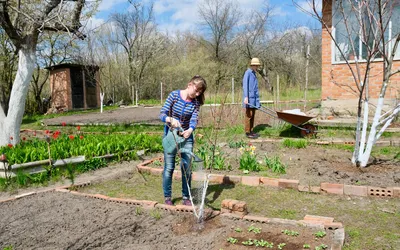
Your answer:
[47,64,100,111]
[321,0,399,109]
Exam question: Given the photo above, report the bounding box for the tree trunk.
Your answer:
[0,47,36,146]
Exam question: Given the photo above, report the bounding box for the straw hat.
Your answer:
[250,58,261,66]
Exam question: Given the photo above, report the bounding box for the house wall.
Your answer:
[50,69,72,111]
[322,0,400,101]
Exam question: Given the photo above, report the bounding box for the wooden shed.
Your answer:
[47,63,100,111]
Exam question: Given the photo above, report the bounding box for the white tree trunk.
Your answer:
[100,92,104,113]
[0,48,36,147]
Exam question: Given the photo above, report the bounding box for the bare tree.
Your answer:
[110,1,160,105]
[198,0,241,90]
[295,0,400,167]
[237,1,274,92]
[0,0,87,146]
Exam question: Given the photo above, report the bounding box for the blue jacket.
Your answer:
[159,90,200,136]
[242,68,260,108]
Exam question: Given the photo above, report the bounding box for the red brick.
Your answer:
[155,203,176,211]
[220,212,243,219]
[228,200,239,210]
[320,183,344,195]
[137,166,151,174]
[0,198,16,203]
[233,210,248,217]
[94,194,109,200]
[221,199,232,209]
[324,222,343,230]
[208,174,224,183]
[55,188,70,193]
[243,215,270,223]
[368,186,393,197]
[175,205,194,212]
[241,176,260,186]
[232,201,247,212]
[310,186,321,193]
[260,177,279,187]
[223,175,242,184]
[221,208,231,214]
[393,187,400,198]
[150,168,163,176]
[304,215,334,224]
[344,185,368,197]
[278,179,299,189]
[192,172,206,181]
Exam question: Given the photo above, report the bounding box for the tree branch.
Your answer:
[0,1,22,48]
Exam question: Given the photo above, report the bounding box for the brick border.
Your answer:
[139,156,400,199]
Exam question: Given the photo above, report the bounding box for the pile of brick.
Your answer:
[221,199,248,216]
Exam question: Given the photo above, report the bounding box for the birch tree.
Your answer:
[295,0,400,167]
[0,0,86,147]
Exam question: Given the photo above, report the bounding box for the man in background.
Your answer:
[242,58,261,139]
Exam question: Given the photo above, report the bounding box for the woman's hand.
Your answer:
[167,117,181,128]
[181,128,193,138]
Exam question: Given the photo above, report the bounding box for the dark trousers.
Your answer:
[244,108,256,134]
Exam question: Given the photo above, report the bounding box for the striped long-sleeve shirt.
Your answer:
[159,90,201,135]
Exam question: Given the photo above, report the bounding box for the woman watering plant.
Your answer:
[159,75,207,206]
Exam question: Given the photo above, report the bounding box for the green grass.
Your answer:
[79,174,400,250]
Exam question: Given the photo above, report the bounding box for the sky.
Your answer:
[86,0,322,33]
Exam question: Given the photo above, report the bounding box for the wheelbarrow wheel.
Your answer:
[300,124,317,137]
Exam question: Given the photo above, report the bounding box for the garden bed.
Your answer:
[0,190,338,250]
[149,140,400,188]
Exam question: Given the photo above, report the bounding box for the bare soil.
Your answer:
[0,191,334,250]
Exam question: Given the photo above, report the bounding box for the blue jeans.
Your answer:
[162,134,193,199]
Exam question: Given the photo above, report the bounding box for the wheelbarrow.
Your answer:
[247,104,317,137]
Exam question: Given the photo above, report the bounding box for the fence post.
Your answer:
[232,77,234,104]
[304,44,310,111]
[160,82,163,104]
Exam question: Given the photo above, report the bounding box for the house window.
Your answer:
[332,0,400,62]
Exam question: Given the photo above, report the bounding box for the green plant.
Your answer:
[314,231,326,238]
[150,209,162,220]
[226,237,238,244]
[239,145,260,172]
[65,164,75,185]
[254,239,271,247]
[264,155,286,174]
[241,239,254,246]
[135,206,143,215]
[234,227,242,232]
[282,229,299,236]
[228,140,246,148]
[303,244,311,249]
[282,138,308,149]
[247,225,261,234]
[315,244,328,250]
[278,243,286,249]
[15,170,28,187]
[3,246,13,250]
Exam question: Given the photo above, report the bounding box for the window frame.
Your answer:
[331,0,400,64]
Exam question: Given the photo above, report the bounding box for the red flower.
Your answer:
[77,126,81,131]
[62,122,66,126]
[79,135,84,140]
[52,133,59,140]
[22,137,26,141]
[7,144,12,148]
[69,135,75,140]
[45,130,50,134]
[54,130,61,135]
[10,136,13,140]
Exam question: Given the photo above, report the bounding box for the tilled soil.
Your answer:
[0,191,334,250]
